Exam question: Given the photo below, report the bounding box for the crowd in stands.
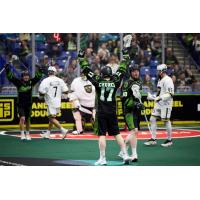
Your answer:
[0,33,199,94]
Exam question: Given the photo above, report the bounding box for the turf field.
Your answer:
[0,126,200,166]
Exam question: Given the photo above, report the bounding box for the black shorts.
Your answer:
[95,113,120,136]
[18,105,31,120]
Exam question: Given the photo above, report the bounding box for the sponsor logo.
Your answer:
[0,99,14,121]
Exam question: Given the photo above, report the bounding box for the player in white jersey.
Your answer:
[68,72,96,134]
[38,66,69,139]
[144,64,174,147]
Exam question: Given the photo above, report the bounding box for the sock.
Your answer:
[165,120,172,140]
[131,147,137,157]
[100,150,105,159]
[150,117,157,140]
[21,131,25,136]
[26,131,30,135]
[46,130,50,136]
[121,146,128,157]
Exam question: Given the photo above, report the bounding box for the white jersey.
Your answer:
[70,77,95,108]
[157,75,174,107]
[39,76,68,108]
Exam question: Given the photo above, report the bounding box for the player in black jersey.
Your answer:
[5,63,43,140]
[78,50,131,165]
[119,64,144,162]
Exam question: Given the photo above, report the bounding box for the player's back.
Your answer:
[95,78,119,115]
[39,76,68,108]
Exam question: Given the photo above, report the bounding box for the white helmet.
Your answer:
[157,64,167,72]
[48,66,57,73]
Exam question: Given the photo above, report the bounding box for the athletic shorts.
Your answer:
[94,113,120,136]
[47,106,60,117]
[18,105,31,120]
[152,104,172,120]
[124,111,140,131]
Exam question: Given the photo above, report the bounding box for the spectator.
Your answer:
[97,43,110,65]
[143,74,154,91]
[61,33,77,51]
[113,40,121,59]
[165,47,179,66]
[138,33,151,51]
[128,40,140,61]
[183,65,196,85]
[65,65,78,87]
[85,47,94,65]
[192,34,200,65]
[106,54,119,74]
[177,71,186,86]
[91,55,101,71]
[40,55,50,77]
[88,33,99,52]
[151,34,162,60]
[171,74,177,91]
[19,33,31,42]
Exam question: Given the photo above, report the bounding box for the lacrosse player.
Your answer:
[78,49,131,165]
[5,63,43,140]
[119,63,144,162]
[39,66,69,139]
[144,64,174,147]
[68,72,96,135]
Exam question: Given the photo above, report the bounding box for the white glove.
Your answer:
[147,92,156,100]
[123,34,132,48]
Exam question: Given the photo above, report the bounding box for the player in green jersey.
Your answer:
[5,63,43,140]
[78,49,131,165]
[119,63,144,162]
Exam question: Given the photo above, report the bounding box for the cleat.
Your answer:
[40,131,50,139]
[26,134,31,141]
[72,130,84,135]
[161,139,173,147]
[95,158,107,166]
[123,155,131,165]
[130,155,138,162]
[61,129,69,139]
[144,138,157,146]
[118,151,124,159]
[21,134,26,140]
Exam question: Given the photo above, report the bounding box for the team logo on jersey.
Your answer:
[84,85,92,93]
[123,81,129,88]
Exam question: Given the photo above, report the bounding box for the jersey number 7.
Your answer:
[53,86,57,97]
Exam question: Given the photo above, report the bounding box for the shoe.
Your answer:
[26,134,31,141]
[72,130,84,135]
[21,134,26,140]
[61,128,69,139]
[40,132,50,139]
[161,139,173,147]
[130,155,138,162]
[123,155,131,165]
[118,151,124,159]
[95,158,107,166]
[144,138,157,146]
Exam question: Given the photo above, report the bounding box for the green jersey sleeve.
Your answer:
[5,67,21,87]
[31,69,43,86]
[79,58,100,87]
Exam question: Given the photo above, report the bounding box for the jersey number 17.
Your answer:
[100,87,114,102]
